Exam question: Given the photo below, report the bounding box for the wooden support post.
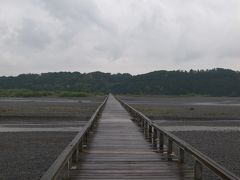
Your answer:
[153,128,157,148]
[148,125,152,141]
[137,117,141,126]
[143,121,146,134]
[135,115,139,125]
[144,122,148,138]
[194,160,203,180]
[139,118,142,126]
[82,135,87,149]
[73,147,79,163]
[62,160,70,180]
[168,139,173,161]
[179,147,184,163]
[132,113,136,122]
[140,119,144,129]
[159,133,164,152]
[79,140,83,152]
[84,133,88,146]
[135,114,139,124]
[90,124,94,132]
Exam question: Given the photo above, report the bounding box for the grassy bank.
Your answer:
[0,89,102,97]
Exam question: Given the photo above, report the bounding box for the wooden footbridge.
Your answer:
[41,95,239,180]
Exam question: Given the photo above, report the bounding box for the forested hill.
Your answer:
[0,68,240,96]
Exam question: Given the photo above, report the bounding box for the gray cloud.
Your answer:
[0,0,240,75]
[18,18,52,49]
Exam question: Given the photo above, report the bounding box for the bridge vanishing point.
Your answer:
[41,95,240,180]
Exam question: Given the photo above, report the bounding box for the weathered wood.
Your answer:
[159,132,164,152]
[140,119,144,129]
[179,147,185,164]
[148,124,152,142]
[194,160,203,180]
[70,95,194,180]
[40,96,108,180]
[42,94,239,180]
[117,96,240,180]
[152,128,157,149]
[167,139,173,161]
[144,121,148,138]
[72,148,79,164]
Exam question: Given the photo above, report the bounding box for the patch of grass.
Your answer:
[0,89,99,97]
[57,91,89,97]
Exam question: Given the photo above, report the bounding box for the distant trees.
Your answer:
[0,68,239,96]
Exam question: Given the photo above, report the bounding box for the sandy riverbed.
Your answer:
[120,95,240,179]
[0,96,104,180]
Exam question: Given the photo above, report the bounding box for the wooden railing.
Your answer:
[116,97,240,180]
[41,96,108,180]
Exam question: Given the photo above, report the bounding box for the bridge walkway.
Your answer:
[69,95,194,180]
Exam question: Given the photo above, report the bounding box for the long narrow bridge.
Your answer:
[41,95,239,180]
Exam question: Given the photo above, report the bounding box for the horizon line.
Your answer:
[0,67,238,77]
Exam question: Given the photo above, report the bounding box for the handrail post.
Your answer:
[194,160,203,180]
[90,122,95,132]
[138,117,142,127]
[159,133,164,153]
[79,140,84,152]
[72,147,79,164]
[136,114,140,125]
[144,121,148,138]
[179,147,184,163]
[148,125,152,142]
[62,160,70,180]
[136,116,140,126]
[140,119,144,129]
[133,114,137,123]
[143,121,146,135]
[167,139,173,161]
[84,133,88,146]
[152,128,157,149]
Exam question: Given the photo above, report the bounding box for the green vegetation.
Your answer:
[0,68,240,96]
[0,89,93,97]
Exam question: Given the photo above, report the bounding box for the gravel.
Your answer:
[0,96,105,180]
[173,131,240,178]
[119,95,240,179]
[0,132,76,180]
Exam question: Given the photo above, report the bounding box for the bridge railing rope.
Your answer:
[40,95,109,180]
[116,96,240,180]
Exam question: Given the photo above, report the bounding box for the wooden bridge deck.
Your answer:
[69,95,194,180]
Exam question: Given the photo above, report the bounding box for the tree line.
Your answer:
[0,68,239,96]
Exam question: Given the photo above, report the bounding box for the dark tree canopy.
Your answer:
[0,68,239,96]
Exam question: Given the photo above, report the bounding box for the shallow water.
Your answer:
[157,119,240,131]
[0,121,84,132]
[0,127,81,132]
[192,102,240,106]
[128,99,240,106]
[162,126,240,132]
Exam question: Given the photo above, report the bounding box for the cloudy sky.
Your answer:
[0,0,240,75]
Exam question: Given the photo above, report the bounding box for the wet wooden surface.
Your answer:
[70,95,194,180]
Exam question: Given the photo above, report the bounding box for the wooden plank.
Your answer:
[117,96,240,180]
[70,95,194,180]
[41,96,108,180]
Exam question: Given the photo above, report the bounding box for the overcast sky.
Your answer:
[0,0,240,75]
